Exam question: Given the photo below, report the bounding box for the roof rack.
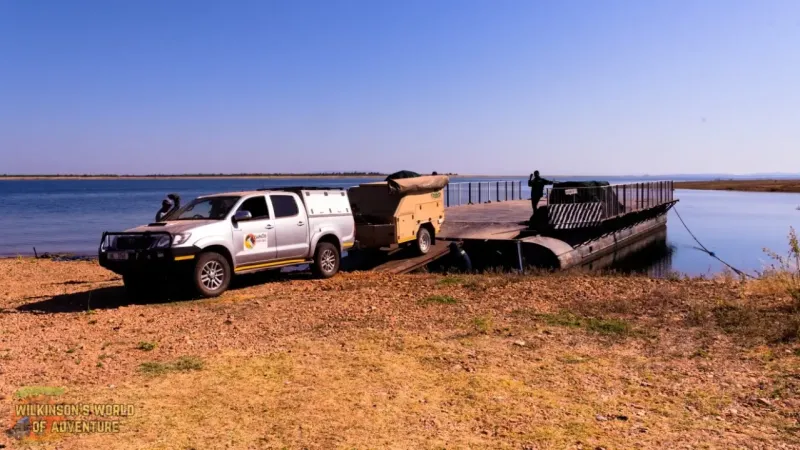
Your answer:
[257,186,345,192]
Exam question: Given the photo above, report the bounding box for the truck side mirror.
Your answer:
[233,210,252,223]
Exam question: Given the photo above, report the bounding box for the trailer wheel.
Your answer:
[415,227,432,255]
[312,242,340,278]
[192,252,231,298]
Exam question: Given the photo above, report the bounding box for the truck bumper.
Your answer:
[98,246,201,277]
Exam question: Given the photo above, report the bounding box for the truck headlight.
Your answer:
[100,235,117,251]
[153,235,172,249]
[172,233,192,246]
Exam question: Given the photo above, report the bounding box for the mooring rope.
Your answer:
[672,206,756,278]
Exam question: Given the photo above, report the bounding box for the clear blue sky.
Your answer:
[1,0,799,176]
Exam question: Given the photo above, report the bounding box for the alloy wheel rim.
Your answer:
[320,249,336,273]
[420,232,430,252]
[201,260,224,290]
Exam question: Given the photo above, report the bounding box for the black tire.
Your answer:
[312,242,340,278]
[415,227,432,255]
[192,252,231,298]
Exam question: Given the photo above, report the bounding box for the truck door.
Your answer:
[268,193,310,260]
[232,195,277,266]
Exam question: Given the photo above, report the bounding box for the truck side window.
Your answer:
[237,196,270,220]
[270,195,299,218]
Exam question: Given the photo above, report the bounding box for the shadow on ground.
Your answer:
[341,247,429,272]
[13,270,315,314]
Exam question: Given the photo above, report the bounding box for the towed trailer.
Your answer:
[347,175,449,256]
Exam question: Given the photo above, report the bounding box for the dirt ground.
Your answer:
[675,179,800,193]
[1,259,799,449]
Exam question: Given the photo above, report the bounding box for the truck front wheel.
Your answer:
[192,252,231,298]
[312,242,340,278]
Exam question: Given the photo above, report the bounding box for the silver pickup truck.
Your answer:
[99,187,355,297]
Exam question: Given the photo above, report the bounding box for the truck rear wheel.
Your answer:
[415,227,432,255]
[192,252,231,298]
[312,242,340,278]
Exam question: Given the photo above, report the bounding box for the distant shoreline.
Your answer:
[674,179,800,193]
[0,173,509,181]
[1,175,386,180]
[7,175,799,184]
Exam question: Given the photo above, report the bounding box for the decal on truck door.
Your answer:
[244,233,268,250]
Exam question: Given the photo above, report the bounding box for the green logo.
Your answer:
[431,192,441,199]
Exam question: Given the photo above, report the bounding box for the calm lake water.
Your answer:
[1,177,799,276]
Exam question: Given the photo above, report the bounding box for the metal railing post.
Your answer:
[478,182,482,203]
[640,182,644,211]
[511,181,515,200]
[622,184,626,212]
[639,182,643,210]
[505,181,508,201]
[496,181,500,202]
[468,182,472,204]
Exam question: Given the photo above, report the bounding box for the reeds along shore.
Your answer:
[675,179,800,193]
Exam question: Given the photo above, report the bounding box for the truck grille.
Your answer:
[104,233,170,251]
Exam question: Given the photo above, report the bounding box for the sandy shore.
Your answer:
[675,179,800,193]
[1,259,798,448]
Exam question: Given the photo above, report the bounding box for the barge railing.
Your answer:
[444,180,527,207]
[545,181,675,229]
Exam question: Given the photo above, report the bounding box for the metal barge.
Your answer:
[353,180,678,273]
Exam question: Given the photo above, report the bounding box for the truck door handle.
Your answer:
[297,221,305,226]
[265,224,274,230]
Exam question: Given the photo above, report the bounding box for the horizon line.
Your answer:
[2,171,800,179]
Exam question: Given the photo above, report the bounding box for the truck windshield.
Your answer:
[169,196,240,221]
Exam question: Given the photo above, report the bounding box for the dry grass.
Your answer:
[675,179,800,193]
[1,259,799,448]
